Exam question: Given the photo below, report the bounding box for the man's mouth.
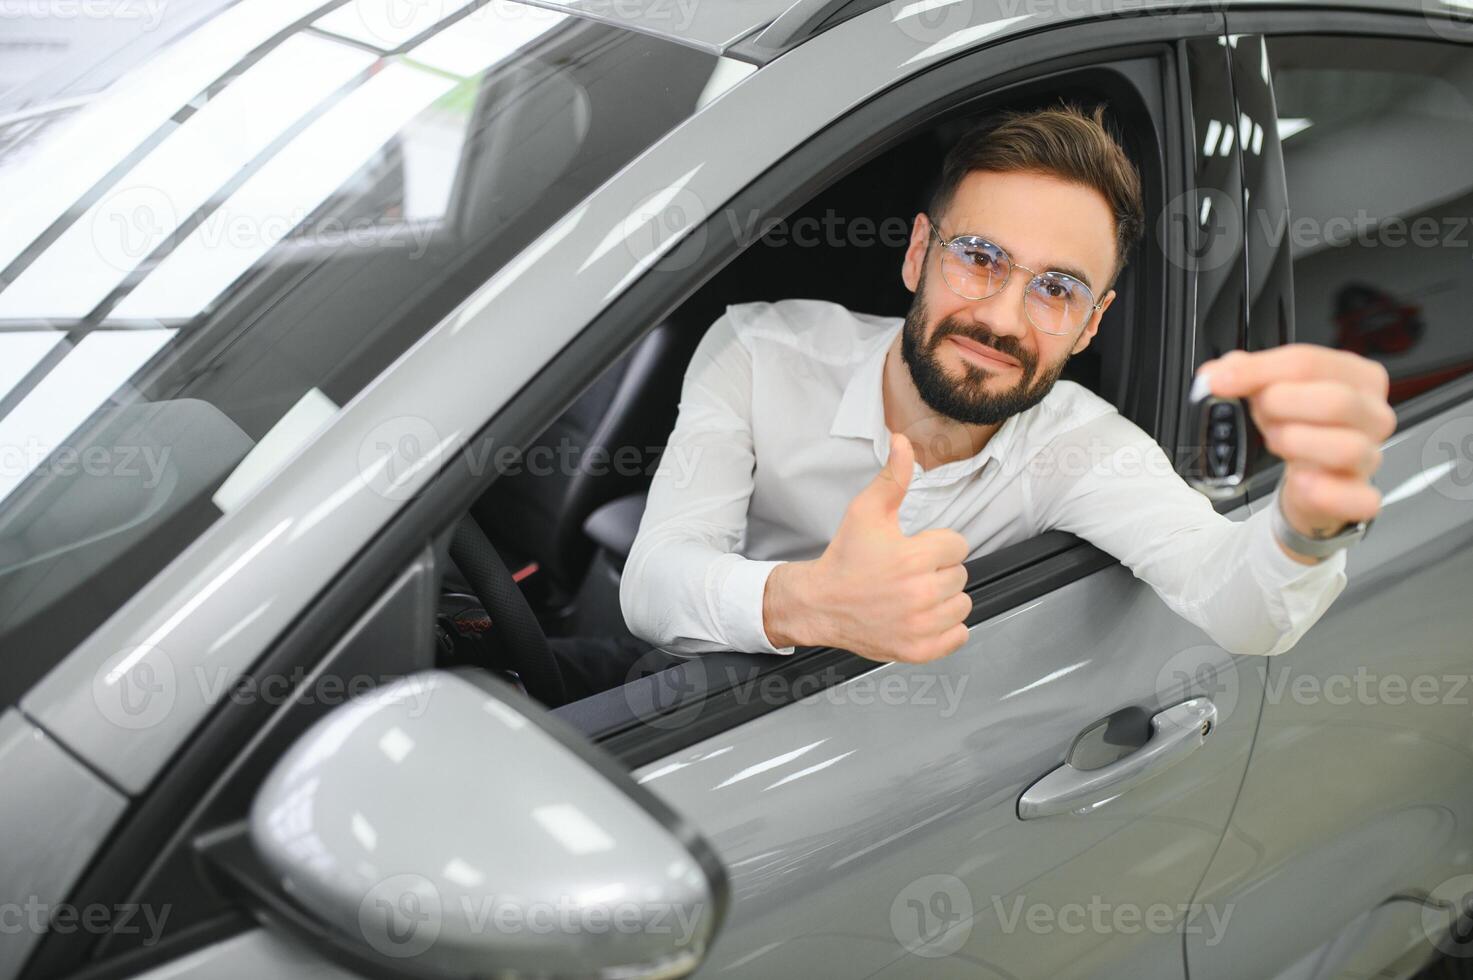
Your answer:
[946,334,1021,370]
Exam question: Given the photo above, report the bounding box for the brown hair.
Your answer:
[927,101,1144,292]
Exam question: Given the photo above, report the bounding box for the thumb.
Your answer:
[857,432,915,519]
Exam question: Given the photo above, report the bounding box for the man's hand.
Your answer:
[1198,344,1396,564]
[762,433,973,662]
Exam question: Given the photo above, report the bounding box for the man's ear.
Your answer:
[1070,287,1115,355]
[901,213,930,293]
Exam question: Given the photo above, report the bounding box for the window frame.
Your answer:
[547,42,1190,759]
[1221,9,1473,506]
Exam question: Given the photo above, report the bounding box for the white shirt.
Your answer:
[620,298,1348,658]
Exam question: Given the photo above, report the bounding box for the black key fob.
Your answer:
[1187,375,1247,499]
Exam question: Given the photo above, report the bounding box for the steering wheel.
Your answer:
[449,516,568,706]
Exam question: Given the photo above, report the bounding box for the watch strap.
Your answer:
[1270,486,1371,559]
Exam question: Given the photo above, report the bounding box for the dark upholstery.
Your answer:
[473,311,710,593]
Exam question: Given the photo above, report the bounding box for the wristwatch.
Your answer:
[1269,486,1374,559]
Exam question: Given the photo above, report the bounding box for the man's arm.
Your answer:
[1026,343,1393,658]
[620,307,793,656]
[1024,411,1349,657]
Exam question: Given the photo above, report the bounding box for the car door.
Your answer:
[1180,15,1473,980]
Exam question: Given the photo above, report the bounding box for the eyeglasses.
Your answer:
[924,213,1103,336]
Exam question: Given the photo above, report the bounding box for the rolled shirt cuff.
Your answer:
[718,557,797,655]
[1246,492,1349,654]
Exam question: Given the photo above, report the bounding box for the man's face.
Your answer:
[899,169,1119,426]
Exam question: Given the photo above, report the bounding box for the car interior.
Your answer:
[442,81,1155,718]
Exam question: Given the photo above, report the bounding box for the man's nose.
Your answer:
[973,273,1032,341]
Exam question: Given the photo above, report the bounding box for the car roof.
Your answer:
[590,0,1442,61]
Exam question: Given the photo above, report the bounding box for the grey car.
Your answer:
[3,0,1473,978]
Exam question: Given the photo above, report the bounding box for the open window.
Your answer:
[454,55,1171,758]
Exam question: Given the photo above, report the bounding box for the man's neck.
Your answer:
[881,334,1003,472]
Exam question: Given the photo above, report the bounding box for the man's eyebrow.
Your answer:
[962,229,1097,293]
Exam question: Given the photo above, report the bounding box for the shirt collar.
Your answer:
[829,319,1026,482]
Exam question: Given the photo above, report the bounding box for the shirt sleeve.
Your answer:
[1023,411,1349,658]
[619,306,796,656]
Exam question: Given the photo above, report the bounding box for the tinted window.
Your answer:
[0,2,728,703]
[1265,34,1473,404]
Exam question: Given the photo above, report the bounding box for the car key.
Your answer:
[1185,370,1248,499]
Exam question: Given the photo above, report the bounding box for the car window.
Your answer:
[1264,34,1473,405]
[0,4,729,705]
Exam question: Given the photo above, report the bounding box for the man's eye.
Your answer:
[960,249,997,268]
[1040,277,1081,301]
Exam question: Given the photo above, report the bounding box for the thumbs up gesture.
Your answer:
[762,433,974,663]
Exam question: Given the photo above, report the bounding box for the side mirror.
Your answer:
[237,670,726,978]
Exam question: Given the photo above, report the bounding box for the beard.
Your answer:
[899,267,1073,426]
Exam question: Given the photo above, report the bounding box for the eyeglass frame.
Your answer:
[921,212,1105,337]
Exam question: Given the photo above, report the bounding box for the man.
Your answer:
[555,102,1392,699]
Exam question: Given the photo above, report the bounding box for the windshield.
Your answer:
[0,0,731,704]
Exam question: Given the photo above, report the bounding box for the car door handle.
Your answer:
[1017,698,1217,820]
